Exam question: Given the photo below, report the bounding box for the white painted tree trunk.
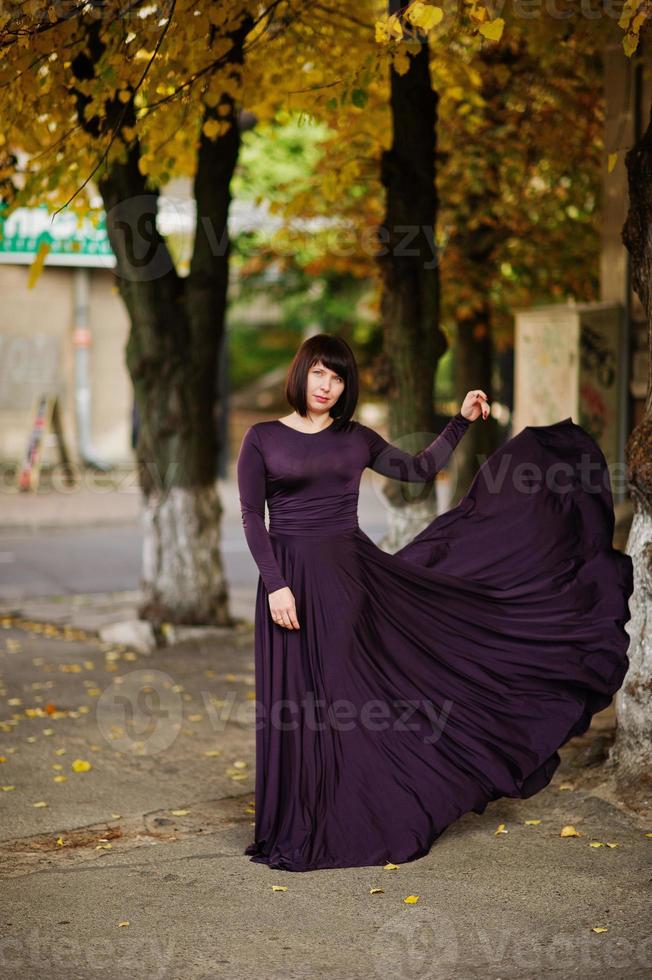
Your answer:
[140,484,231,627]
[377,497,439,553]
[611,503,652,778]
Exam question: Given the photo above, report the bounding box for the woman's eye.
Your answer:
[313,368,342,382]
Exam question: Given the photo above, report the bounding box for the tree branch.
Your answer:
[54,0,176,215]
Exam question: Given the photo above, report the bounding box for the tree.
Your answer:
[612,29,652,785]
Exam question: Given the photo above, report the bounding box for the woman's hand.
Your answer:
[268,586,301,630]
[460,390,490,422]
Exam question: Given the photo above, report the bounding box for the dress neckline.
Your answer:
[275,419,336,436]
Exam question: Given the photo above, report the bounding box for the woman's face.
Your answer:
[306,360,345,414]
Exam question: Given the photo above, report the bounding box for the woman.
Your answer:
[236,333,633,872]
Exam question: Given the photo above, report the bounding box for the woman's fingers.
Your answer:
[477,393,490,419]
[282,603,300,629]
[467,390,490,419]
[270,601,300,629]
[279,609,292,629]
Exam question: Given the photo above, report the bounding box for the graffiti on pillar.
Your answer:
[579,322,619,455]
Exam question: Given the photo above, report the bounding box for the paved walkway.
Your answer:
[0,586,649,979]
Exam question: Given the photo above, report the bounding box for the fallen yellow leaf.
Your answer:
[170,809,189,816]
[32,800,48,808]
[591,926,608,933]
[53,775,67,783]
[383,862,400,870]
[605,842,620,848]
[118,920,130,927]
[56,836,64,846]
[71,759,91,772]
[560,825,582,838]
[271,885,287,892]
[495,823,508,835]
[589,841,605,848]
[558,783,574,791]
[524,819,541,826]
[369,887,384,894]
[1,785,16,791]
[403,895,419,904]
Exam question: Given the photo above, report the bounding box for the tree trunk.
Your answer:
[100,157,233,627]
[610,95,652,783]
[376,11,448,551]
[71,18,250,626]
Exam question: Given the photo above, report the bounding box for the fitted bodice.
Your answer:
[262,421,368,535]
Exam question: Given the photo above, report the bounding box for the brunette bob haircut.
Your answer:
[284,333,359,432]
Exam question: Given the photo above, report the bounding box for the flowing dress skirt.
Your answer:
[244,419,634,871]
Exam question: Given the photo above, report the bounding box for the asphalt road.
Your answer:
[0,519,391,602]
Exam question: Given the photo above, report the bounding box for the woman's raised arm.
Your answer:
[361,412,472,482]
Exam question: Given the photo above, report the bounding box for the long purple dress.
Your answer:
[236,412,633,872]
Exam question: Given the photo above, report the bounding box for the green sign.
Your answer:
[0,203,114,267]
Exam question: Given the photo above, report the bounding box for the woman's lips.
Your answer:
[314,396,328,402]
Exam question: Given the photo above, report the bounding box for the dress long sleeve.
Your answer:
[361,412,472,482]
[236,426,289,595]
